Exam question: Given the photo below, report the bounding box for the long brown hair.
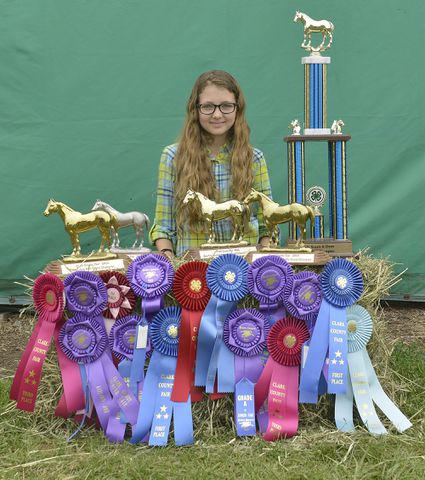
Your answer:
[174,70,254,230]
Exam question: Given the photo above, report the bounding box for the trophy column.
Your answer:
[303,56,331,134]
[328,140,348,239]
[287,140,305,240]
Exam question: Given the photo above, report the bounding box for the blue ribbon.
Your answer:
[299,259,363,403]
[235,378,256,436]
[194,254,248,393]
[131,307,193,446]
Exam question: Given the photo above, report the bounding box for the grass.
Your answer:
[0,341,424,480]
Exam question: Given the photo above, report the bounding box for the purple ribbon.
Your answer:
[223,309,270,436]
[247,255,293,325]
[59,314,139,442]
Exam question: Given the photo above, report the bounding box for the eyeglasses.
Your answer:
[197,102,238,115]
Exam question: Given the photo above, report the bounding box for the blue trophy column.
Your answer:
[303,56,330,134]
[328,140,348,240]
[310,215,324,239]
[287,140,305,240]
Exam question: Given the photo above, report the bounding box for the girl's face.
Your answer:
[197,84,237,142]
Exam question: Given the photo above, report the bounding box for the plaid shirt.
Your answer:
[149,143,273,256]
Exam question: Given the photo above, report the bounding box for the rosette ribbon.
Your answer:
[171,261,211,403]
[100,271,136,334]
[223,309,270,436]
[131,307,193,446]
[247,255,294,326]
[284,271,322,331]
[254,317,310,440]
[126,254,174,400]
[10,273,74,413]
[299,259,363,403]
[59,313,139,443]
[194,254,249,393]
[335,305,412,435]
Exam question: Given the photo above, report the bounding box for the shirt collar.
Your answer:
[207,143,232,163]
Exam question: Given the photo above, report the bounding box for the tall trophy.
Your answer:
[285,12,353,257]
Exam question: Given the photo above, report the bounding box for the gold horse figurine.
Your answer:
[243,189,315,248]
[183,189,250,244]
[44,199,119,261]
[293,11,334,55]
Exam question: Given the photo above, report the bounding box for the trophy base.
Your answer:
[189,243,257,261]
[286,238,353,257]
[111,246,151,255]
[61,251,118,263]
[200,240,249,249]
[253,247,331,265]
[261,245,312,253]
[45,253,131,276]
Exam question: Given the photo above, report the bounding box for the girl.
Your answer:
[150,70,273,257]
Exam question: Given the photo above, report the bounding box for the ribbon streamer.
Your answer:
[195,254,249,393]
[299,258,363,403]
[223,309,270,436]
[131,306,194,446]
[335,305,412,435]
[248,255,294,326]
[255,317,310,440]
[59,313,139,442]
[171,261,211,403]
[10,273,65,412]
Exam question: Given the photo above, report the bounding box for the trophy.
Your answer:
[91,199,151,255]
[182,189,257,260]
[284,12,353,258]
[43,199,129,275]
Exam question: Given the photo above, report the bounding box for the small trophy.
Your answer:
[182,189,257,260]
[43,199,129,275]
[91,200,151,255]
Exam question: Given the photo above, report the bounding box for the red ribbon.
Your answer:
[254,317,309,440]
[53,319,85,418]
[10,273,65,412]
[171,261,211,403]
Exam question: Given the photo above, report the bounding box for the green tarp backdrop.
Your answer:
[1,0,424,302]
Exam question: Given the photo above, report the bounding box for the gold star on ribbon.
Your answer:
[339,359,345,365]
[156,413,161,419]
[331,359,337,365]
[335,350,342,358]
[160,405,167,413]
[29,370,35,378]
[24,377,30,384]
[163,413,169,420]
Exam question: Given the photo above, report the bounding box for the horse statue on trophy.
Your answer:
[44,199,118,259]
[243,189,315,248]
[293,11,334,55]
[183,189,250,244]
[91,199,150,249]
